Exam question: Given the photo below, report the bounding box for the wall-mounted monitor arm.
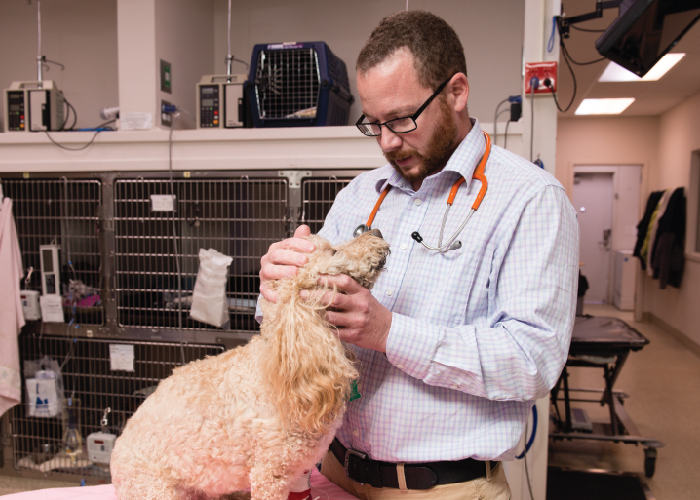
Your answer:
[556,0,622,38]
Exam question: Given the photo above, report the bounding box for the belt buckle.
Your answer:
[344,448,368,485]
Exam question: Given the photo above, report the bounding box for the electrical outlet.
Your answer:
[161,100,173,127]
[524,62,558,94]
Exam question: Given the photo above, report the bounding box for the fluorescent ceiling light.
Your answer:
[575,98,635,115]
[599,53,685,82]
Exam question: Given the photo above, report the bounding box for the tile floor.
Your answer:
[1,304,698,498]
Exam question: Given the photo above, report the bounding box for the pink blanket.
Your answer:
[0,468,358,499]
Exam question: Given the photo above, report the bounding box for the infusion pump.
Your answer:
[4,80,64,132]
[196,74,247,129]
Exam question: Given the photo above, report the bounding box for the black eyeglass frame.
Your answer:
[355,76,453,137]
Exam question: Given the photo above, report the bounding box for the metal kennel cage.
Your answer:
[301,177,354,234]
[0,170,365,481]
[113,176,288,334]
[8,334,223,480]
[1,177,103,326]
[248,42,354,128]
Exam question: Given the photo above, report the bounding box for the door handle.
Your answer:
[598,229,611,251]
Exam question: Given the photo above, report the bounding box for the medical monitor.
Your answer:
[595,0,700,77]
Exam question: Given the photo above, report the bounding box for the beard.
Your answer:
[384,99,459,185]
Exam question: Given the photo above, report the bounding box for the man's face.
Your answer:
[357,49,459,186]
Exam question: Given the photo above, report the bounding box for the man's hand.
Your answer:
[259,225,314,303]
[303,274,393,353]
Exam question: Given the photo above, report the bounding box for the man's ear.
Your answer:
[449,73,469,112]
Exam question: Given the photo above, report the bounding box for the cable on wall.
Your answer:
[529,76,538,162]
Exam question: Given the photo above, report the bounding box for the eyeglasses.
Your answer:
[356,76,452,137]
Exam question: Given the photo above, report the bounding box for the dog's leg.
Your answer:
[249,463,291,500]
[114,469,189,500]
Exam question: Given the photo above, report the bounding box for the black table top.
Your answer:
[569,315,649,355]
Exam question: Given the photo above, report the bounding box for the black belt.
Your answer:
[330,438,496,490]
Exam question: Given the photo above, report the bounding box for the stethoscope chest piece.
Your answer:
[354,224,370,238]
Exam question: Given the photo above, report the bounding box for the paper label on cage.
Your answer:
[109,344,135,372]
[26,377,59,417]
[120,112,153,130]
[268,42,302,49]
[150,194,175,212]
[39,294,64,323]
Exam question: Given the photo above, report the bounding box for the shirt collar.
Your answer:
[373,118,487,194]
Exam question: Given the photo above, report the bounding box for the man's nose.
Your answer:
[378,127,402,152]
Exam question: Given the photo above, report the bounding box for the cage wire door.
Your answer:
[10,335,223,479]
[301,177,355,234]
[113,177,288,333]
[2,178,103,326]
[255,48,321,120]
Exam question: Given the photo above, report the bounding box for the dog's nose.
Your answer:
[370,228,383,239]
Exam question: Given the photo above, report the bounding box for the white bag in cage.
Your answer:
[189,248,233,328]
[24,356,64,418]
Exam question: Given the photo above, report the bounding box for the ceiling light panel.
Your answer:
[599,54,685,82]
[575,98,635,115]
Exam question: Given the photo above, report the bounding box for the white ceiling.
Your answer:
[555,0,700,117]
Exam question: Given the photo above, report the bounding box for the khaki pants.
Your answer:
[321,451,511,500]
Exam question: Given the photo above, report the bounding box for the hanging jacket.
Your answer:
[634,190,663,270]
[651,187,686,289]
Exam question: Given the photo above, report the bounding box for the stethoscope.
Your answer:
[354,131,490,253]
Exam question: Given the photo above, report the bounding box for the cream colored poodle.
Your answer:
[111,230,390,500]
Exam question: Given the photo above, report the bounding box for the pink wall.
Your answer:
[556,116,658,200]
[644,92,700,346]
[556,93,700,347]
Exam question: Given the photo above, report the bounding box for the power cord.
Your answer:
[493,95,522,146]
[547,15,610,114]
[529,76,538,162]
[44,119,116,151]
[161,103,196,365]
[61,97,78,131]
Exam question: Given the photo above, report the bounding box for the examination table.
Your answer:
[549,315,664,478]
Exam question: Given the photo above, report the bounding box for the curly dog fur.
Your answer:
[110,231,390,500]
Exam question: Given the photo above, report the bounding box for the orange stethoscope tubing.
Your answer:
[358,131,491,253]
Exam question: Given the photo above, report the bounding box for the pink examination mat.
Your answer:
[0,468,357,500]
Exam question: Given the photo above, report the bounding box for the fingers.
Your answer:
[318,274,363,294]
[294,224,311,238]
[301,287,358,310]
[259,281,279,303]
[259,227,315,283]
[259,261,303,281]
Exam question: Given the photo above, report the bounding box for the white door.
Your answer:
[573,172,614,304]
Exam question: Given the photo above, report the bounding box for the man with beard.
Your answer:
[257,10,578,499]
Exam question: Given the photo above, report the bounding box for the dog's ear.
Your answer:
[260,293,357,436]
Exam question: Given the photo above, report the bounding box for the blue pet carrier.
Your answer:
[247,42,354,128]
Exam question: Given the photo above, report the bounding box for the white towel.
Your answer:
[0,197,25,418]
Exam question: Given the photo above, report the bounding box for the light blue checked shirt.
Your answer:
[314,119,579,463]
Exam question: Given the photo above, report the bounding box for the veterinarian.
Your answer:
[258,10,579,500]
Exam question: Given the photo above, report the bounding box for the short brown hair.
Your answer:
[356,10,467,90]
